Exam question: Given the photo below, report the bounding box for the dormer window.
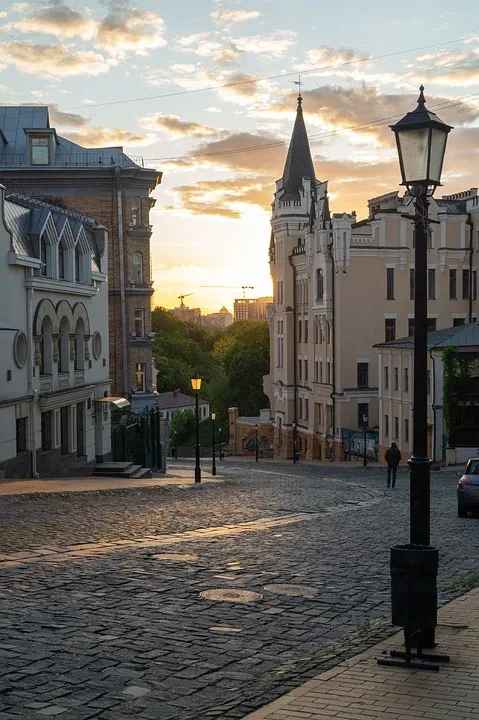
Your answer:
[58,242,65,280]
[30,136,50,165]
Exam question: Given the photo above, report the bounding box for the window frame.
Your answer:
[449,268,457,299]
[134,308,145,337]
[136,362,146,392]
[386,267,394,300]
[428,268,436,300]
[30,135,50,165]
[357,362,369,388]
[385,318,396,342]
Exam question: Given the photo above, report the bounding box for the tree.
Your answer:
[169,408,196,446]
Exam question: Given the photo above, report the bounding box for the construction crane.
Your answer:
[178,293,193,308]
[200,285,255,298]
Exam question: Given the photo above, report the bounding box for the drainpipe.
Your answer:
[114,166,129,396]
[430,348,436,464]
[467,213,473,324]
[288,254,298,462]
[26,267,39,478]
[327,236,336,460]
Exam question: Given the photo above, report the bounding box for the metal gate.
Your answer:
[111,407,163,469]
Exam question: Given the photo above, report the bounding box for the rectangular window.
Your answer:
[298,397,303,418]
[427,317,437,333]
[410,269,415,300]
[427,369,431,395]
[473,269,477,301]
[357,362,369,388]
[358,402,368,429]
[298,358,302,381]
[316,268,324,300]
[298,320,302,343]
[314,360,318,382]
[453,317,465,327]
[384,366,389,390]
[385,414,389,437]
[404,367,409,392]
[394,367,399,391]
[304,359,308,382]
[449,269,457,299]
[428,268,436,299]
[136,362,146,391]
[30,136,50,165]
[386,268,394,300]
[385,318,396,342]
[134,309,145,337]
[408,318,415,337]
[327,362,331,384]
[305,398,309,420]
[394,416,399,440]
[41,411,53,451]
[327,405,332,430]
[463,269,470,299]
[60,406,69,455]
[404,418,409,443]
[16,417,28,454]
[314,323,319,344]
[304,319,308,343]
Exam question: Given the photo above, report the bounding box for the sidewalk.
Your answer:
[244,587,479,720]
[0,465,221,495]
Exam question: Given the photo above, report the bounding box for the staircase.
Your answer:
[93,462,152,480]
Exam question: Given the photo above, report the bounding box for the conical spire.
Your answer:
[281,95,316,200]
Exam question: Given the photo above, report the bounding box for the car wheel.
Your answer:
[458,502,468,518]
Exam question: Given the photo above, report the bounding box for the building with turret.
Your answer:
[264,94,479,461]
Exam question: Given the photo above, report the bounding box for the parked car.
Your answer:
[457,457,479,517]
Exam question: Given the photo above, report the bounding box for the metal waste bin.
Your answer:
[390,544,438,631]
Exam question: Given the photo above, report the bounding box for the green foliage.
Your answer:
[169,408,196,445]
[442,346,479,445]
[443,346,458,439]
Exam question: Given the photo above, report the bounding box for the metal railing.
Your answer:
[0,152,144,168]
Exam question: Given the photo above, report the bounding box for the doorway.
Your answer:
[60,406,69,455]
[76,402,85,457]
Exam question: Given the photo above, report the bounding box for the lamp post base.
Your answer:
[212,461,216,476]
[195,467,201,483]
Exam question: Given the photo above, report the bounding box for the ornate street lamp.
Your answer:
[218,426,223,460]
[380,86,452,665]
[211,411,217,476]
[191,374,202,483]
[362,414,368,468]
[292,421,297,464]
[255,423,259,463]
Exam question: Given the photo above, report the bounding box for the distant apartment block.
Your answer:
[234,296,273,322]
[202,306,233,328]
[169,305,202,324]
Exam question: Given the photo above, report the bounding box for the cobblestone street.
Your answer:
[0,461,477,719]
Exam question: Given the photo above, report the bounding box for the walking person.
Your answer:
[385,442,401,489]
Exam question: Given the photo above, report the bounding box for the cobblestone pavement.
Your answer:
[0,461,477,719]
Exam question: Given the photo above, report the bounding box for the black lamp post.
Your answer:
[218,427,223,460]
[211,411,217,476]
[382,86,452,660]
[255,423,259,462]
[390,86,452,547]
[363,414,368,468]
[191,374,202,483]
[292,421,297,463]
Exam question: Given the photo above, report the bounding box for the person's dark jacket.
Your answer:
[385,446,401,467]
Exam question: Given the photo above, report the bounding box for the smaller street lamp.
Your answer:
[211,411,217,476]
[362,414,368,468]
[255,423,259,462]
[292,421,297,464]
[218,427,223,460]
[191,374,202,483]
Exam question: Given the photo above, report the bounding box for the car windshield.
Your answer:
[466,460,479,474]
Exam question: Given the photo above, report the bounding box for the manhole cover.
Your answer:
[263,583,317,598]
[152,553,199,562]
[200,588,263,603]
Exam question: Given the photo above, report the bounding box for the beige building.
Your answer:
[376,323,479,466]
[169,305,202,324]
[202,306,233,328]
[264,94,479,460]
[234,296,273,322]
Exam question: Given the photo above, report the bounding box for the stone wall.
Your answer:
[228,407,274,457]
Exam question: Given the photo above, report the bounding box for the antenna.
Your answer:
[293,75,302,103]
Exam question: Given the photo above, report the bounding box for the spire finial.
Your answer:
[294,75,302,105]
[417,84,426,106]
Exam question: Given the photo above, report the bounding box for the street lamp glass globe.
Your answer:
[390,86,452,190]
[191,375,202,392]
[211,412,216,421]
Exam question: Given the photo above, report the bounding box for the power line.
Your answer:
[64,33,478,111]
[141,91,479,163]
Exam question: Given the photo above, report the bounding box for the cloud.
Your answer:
[10,3,30,10]
[2,2,96,39]
[1,41,112,79]
[210,9,261,23]
[96,6,167,56]
[231,30,296,58]
[411,47,479,87]
[49,105,144,147]
[143,113,222,138]
[169,176,272,218]
[305,44,370,68]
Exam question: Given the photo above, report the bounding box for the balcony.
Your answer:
[58,373,70,390]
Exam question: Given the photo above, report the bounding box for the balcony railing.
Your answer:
[0,152,144,168]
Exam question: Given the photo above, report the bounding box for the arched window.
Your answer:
[327,321,332,344]
[41,237,47,276]
[132,197,141,226]
[74,318,85,370]
[74,246,80,282]
[58,242,65,280]
[132,252,143,283]
[40,317,53,375]
[58,317,70,372]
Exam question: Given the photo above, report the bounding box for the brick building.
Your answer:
[0,106,162,409]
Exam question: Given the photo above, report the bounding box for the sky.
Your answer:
[2,1,479,312]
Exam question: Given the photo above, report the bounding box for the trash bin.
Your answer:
[390,544,438,631]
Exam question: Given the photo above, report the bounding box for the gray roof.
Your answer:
[281,98,316,201]
[436,199,467,215]
[0,106,142,169]
[156,392,208,410]
[375,322,479,349]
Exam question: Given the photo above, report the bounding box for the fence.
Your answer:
[341,427,379,461]
[111,407,164,470]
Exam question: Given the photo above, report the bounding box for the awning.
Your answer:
[96,396,131,409]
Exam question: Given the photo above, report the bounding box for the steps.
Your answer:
[93,462,152,480]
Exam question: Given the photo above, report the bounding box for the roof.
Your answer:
[156,391,208,410]
[0,106,143,169]
[436,199,467,215]
[281,97,316,200]
[375,322,479,350]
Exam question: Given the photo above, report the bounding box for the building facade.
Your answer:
[376,323,479,466]
[233,296,273,322]
[156,391,210,422]
[169,305,202,324]
[0,187,111,478]
[202,306,233,328]
[0,106,162,408]
[264,94,479,460]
